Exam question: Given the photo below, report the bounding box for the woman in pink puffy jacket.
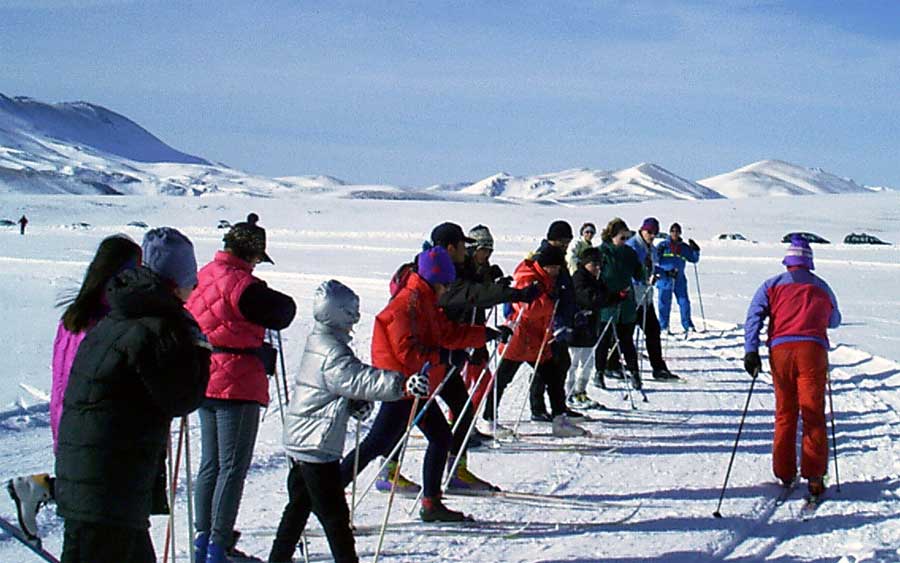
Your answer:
[6,234,142,541]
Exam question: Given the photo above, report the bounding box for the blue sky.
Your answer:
[2,0,898,187]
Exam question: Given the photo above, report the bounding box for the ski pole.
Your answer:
[712,371,758,518]
[184,416,195,563]
[164,418,186,563]
[511,300,559,437]
[268,332,286,427]
[692,263,707,332]
[352,364,459,511]
[610,324,636,409]
[827,369,840,492]
[350,416,362,527]
[277,330,290,403]
[373,396,420,563]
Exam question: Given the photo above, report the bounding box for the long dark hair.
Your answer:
[60,235,142,332]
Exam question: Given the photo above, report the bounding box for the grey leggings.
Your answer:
[194,399,261,546]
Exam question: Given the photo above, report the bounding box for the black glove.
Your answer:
[349,400,374,421]
[744,351,761,377]
[439,348,470,369]
[485,327,502,342]
[513,282,541,303]
[688,239,700,252]
[470,346,490,365]
[487,264,505,282]
[574,311,591,328]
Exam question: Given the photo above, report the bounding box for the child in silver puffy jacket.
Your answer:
[268,279,422,563]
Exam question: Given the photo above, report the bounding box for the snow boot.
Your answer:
[194,531,210,563]
[446,454,500,492]
[420,496,472,522]
[552,414,589,438]
[224,530,263,561]
[7,473,52,540]
[374,459,421,495]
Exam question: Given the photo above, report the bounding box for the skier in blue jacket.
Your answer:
[655,222,700,334]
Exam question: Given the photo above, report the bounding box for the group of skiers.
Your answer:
[2,212,842,563]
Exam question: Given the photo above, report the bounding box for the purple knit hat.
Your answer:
[640,217,660,234]
[783,235,814,270]
[417,246,457,285]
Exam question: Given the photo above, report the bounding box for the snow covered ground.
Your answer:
[0,191,898,562]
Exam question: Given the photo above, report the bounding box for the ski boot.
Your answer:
[420,496,472,522]
[808,477,826,497]
[574,392,601,409]
[193,532,210,563]
[7,473,52,540]
[652,367,680,381]
[530,411,553,423]
[552,414,589,438]
[375,459,421,495]
[446,454,500,492]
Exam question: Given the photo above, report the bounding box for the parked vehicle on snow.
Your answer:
[843,233,891,245]
[782,232,830,244]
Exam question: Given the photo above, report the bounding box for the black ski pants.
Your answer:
[635,303,667,371]
[340,398,451,498]
[529,342,570,416]
[61,519,154,563]
[482,357,566,421]
[270,460,358,563]
[595,322,639,374]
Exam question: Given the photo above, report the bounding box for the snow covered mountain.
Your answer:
[698,159,877,198]
[0,94,209,165]
[430,163,724,204]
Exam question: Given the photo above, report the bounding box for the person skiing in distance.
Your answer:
[626,217,678,380]
[481,244,588,438]
[55,227,210,563]
[187,213,297,563]
[268,280,410,563]
[744,235,841,498]
[593,218,644,390]
[7,235,142,542]
[18,214,28,235]
[655,222,700,335]
[529,220,584,422]
[339,246,490,522]
[566,246,613,409]
[566,222,596,274]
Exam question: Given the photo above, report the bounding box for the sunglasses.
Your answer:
[583,230,596,235]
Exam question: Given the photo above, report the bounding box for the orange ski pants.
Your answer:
[464,361,494,411]
[770,341,829,482]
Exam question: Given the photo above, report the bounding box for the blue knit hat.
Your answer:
[783,234,814,270]
[142,227,198,288]
[417,246,456,285]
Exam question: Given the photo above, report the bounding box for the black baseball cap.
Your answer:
[430,222,476,247]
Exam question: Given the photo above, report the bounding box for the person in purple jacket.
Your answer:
[6,234,142,541]
[744,235,841,497]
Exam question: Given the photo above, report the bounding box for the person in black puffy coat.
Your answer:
[55,228,211,563]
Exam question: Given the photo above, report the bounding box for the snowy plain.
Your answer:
[0,190,898,562]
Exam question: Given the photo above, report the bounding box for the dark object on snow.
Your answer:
[0,219,14,227]
[782,232,829,244]
[18,215,28,235]
[127,221,149,228]
[843,232,890,245]
[717,233,751,242]
[217,219,232,229]
[69,222,92,230]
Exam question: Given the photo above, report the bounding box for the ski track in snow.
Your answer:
[1,195,899,562]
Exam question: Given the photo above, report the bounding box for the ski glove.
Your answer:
[688,239,700,252]
[349,400,374,421]
[405,372,430,398]
[574,311,592,328]
[485,326,514,344]
[744,351,761,377]
[439,348,470,369]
